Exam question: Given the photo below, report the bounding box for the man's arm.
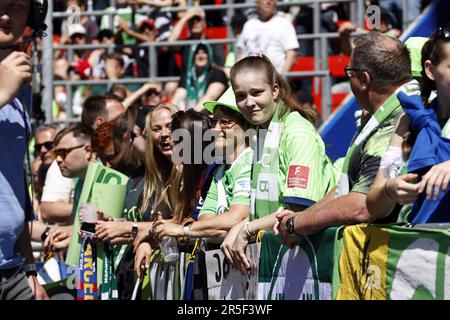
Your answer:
[40,201,73,224]
[281,49,297,75]
[292,191,371,235]
[168,9,201,42]
[15,223,49,299]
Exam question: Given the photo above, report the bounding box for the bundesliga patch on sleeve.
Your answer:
[233,178,251,197]
[287,165,309,189]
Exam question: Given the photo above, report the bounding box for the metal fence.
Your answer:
[41,0,414,124]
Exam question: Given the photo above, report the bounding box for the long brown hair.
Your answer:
[170,110,212,224]
[420,25,450,106]
[230,54,316,124]
[141,103,178,216]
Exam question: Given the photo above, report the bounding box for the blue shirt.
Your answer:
[0,89,33,269]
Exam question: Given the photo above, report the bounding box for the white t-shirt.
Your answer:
[41,160,74,203]
[237,14,299,73]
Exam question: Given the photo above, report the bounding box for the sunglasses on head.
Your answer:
[129,130,146,143]
[100,153,116,164]
[437,24,450,39]
[53,144,85,160]
[34,141,54,156]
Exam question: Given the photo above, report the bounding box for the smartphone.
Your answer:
[80,222,96,234]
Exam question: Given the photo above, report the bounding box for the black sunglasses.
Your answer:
[344,66,366,78]
[208,117,238,130]
[34,141,54,156]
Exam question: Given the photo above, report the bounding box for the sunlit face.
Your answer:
[35,128,57,167]
[256,0,276,20]
[150,109,174,159]
[54,133,89,179]
[347,55,368,107]
[211,107,245,155]
[233,70,279,127]
[425,41,450,104]
[0,0,30,46]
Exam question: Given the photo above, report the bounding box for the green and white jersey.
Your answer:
[199,147,253,216]
[277,111,337,207]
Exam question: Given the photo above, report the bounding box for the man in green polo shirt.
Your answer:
[276,31,415,240]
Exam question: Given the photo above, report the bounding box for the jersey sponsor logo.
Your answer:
[234,178,251,198]
[287,165,309,189]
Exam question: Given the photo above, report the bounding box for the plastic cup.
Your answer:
[159,236,179,263]
[80,202,98,223]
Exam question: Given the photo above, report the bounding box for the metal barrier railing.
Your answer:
[43,0,365,124]
[41,0,415,124]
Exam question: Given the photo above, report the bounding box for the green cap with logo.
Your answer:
[405,36,429,78]
[203,86,240,114]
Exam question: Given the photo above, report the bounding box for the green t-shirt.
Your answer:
[278,111,337,207]
[199,147,253,216]
[348,105,404,195]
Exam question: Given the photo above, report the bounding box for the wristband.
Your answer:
[183,225,191,238]
[22,263,37,277]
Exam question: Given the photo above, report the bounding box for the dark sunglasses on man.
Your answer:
[34,141,54,157]
[52,144,85,161]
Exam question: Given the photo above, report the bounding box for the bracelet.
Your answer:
[183,225,191,238]
[384,181,395,200]
[244,222,254,238]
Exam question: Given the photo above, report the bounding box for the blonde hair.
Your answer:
[141,103,179,215]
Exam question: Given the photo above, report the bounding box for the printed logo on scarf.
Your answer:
[287,165,309,189]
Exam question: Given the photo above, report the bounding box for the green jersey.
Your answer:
[200,147,253,216]
[277,111,337,207]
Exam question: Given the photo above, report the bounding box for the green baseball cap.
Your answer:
[203,86,241,114]
[405,36,429,78]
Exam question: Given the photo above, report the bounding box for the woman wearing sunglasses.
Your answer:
[152,88,253,254]
[367,24,450,223]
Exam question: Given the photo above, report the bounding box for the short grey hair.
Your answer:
[352,31,412,90]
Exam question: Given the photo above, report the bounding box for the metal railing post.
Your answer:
[149,43,157,79]
[67,48,75,118]
[320,37,331,121]
[356,0,365,29]
[42,0,53,124]
[402,0,410,31]
[313,0,321,94]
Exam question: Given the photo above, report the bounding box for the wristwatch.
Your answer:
[131,223,139,240]
[41,226,51,242]
[285,217,297,235]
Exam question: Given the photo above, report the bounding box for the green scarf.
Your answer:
[250,102,286,220]
[335,81,419,197]
[186,43,213,109]
[101,243,119,300]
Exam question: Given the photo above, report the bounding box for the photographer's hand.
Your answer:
[0,51,31,107]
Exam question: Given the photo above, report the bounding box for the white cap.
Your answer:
[68,24,87,38]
